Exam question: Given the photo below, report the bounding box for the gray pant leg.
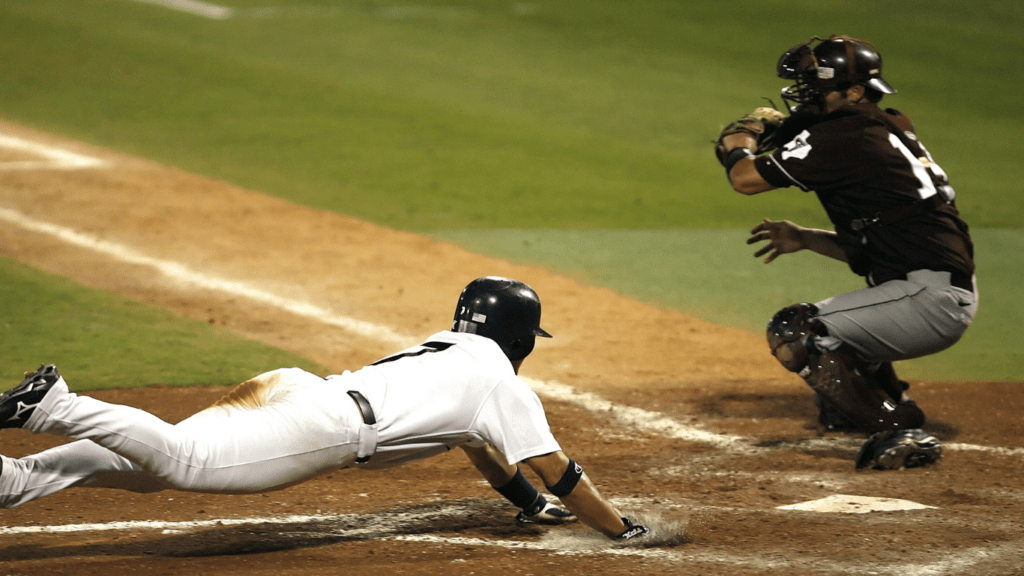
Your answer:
[0,440,167,509]
[815,270,977,362]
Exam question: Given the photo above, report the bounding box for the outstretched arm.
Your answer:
[462,444,576,525]
[523,450,636,538]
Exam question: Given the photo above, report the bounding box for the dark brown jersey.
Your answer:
[754,104,974,288]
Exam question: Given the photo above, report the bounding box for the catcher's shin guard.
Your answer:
[804,349,924,433]
[815,392,859,432]
[867,361,911,402]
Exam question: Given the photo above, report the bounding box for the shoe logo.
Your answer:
[619,525,649,540]
[11,400,41,424]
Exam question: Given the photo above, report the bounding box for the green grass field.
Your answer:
[1,0,1021,386]
[0,257,327,389]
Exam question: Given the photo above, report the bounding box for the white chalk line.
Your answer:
[2,136,1022,573]
[121,1,502,21]
[0,506,458,536]
[126,0,233,19]
[0,209,413,349]
[0,134,109,171]
[405,534,1024,575]
[522,376,747,449]
[2,506,1014,575]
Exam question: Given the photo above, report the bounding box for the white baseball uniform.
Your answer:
[0,331,561,508]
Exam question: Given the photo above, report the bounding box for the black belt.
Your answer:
[949,272,974,293]
[347,390,375,463]
[874,270,974,293]
[850,195,947,232]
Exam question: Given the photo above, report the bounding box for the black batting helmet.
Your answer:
[777,35,896,113]
[452,276,552,362]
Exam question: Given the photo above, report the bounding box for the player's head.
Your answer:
[452,276,552,362]
[776,35,896,113]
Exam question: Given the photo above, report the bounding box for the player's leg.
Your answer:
[801,345,924,433]
[811,269,976,431]
[815,269,977,362]
[0,440,167,509]
[766,303,923,433]
[20,368,363,493]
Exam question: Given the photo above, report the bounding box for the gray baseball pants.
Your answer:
[814,269,978,363]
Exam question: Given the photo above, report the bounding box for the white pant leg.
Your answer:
[816,270,978,362]
[23,369,362,494]
[0,440,167,509]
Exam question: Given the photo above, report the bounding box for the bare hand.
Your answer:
[747,219,805,263]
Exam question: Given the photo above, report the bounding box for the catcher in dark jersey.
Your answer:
[715,35,978,469]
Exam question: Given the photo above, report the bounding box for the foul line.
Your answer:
[523,376,746,449]
[122,1,484,20]
[0,207,413,348]
[2,507,1016,575]
[0,134,109,171]
[127,0,233,19]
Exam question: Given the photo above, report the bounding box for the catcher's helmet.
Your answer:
[777,35,896,113]
[452,276,552,362]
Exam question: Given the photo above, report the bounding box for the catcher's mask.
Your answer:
[777,35,896,113]
[452,276,552,362]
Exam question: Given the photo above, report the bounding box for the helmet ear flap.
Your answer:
[502,336,536,362]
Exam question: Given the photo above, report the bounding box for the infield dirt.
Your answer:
[1,120,1022,575]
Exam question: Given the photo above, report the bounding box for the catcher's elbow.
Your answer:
[726,157,775,195]
[727,175,761,195]
[729,170,775,196]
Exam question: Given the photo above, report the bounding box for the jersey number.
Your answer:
[371,341,455,366]
[887,132,953,201]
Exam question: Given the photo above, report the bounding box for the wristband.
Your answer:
[495,466,542,511]
[724,147,754,174]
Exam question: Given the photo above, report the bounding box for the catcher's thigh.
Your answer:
[815,270,976,362]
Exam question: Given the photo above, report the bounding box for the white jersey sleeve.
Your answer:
[472,374,561,465]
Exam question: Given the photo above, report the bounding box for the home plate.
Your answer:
[776,494,936,513]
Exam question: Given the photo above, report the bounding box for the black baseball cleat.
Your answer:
[0,365,62,429]
[855,428,942,470]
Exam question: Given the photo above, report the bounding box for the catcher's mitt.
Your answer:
[714,106,786,166]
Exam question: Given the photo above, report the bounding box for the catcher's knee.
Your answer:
[766,303,827,373]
